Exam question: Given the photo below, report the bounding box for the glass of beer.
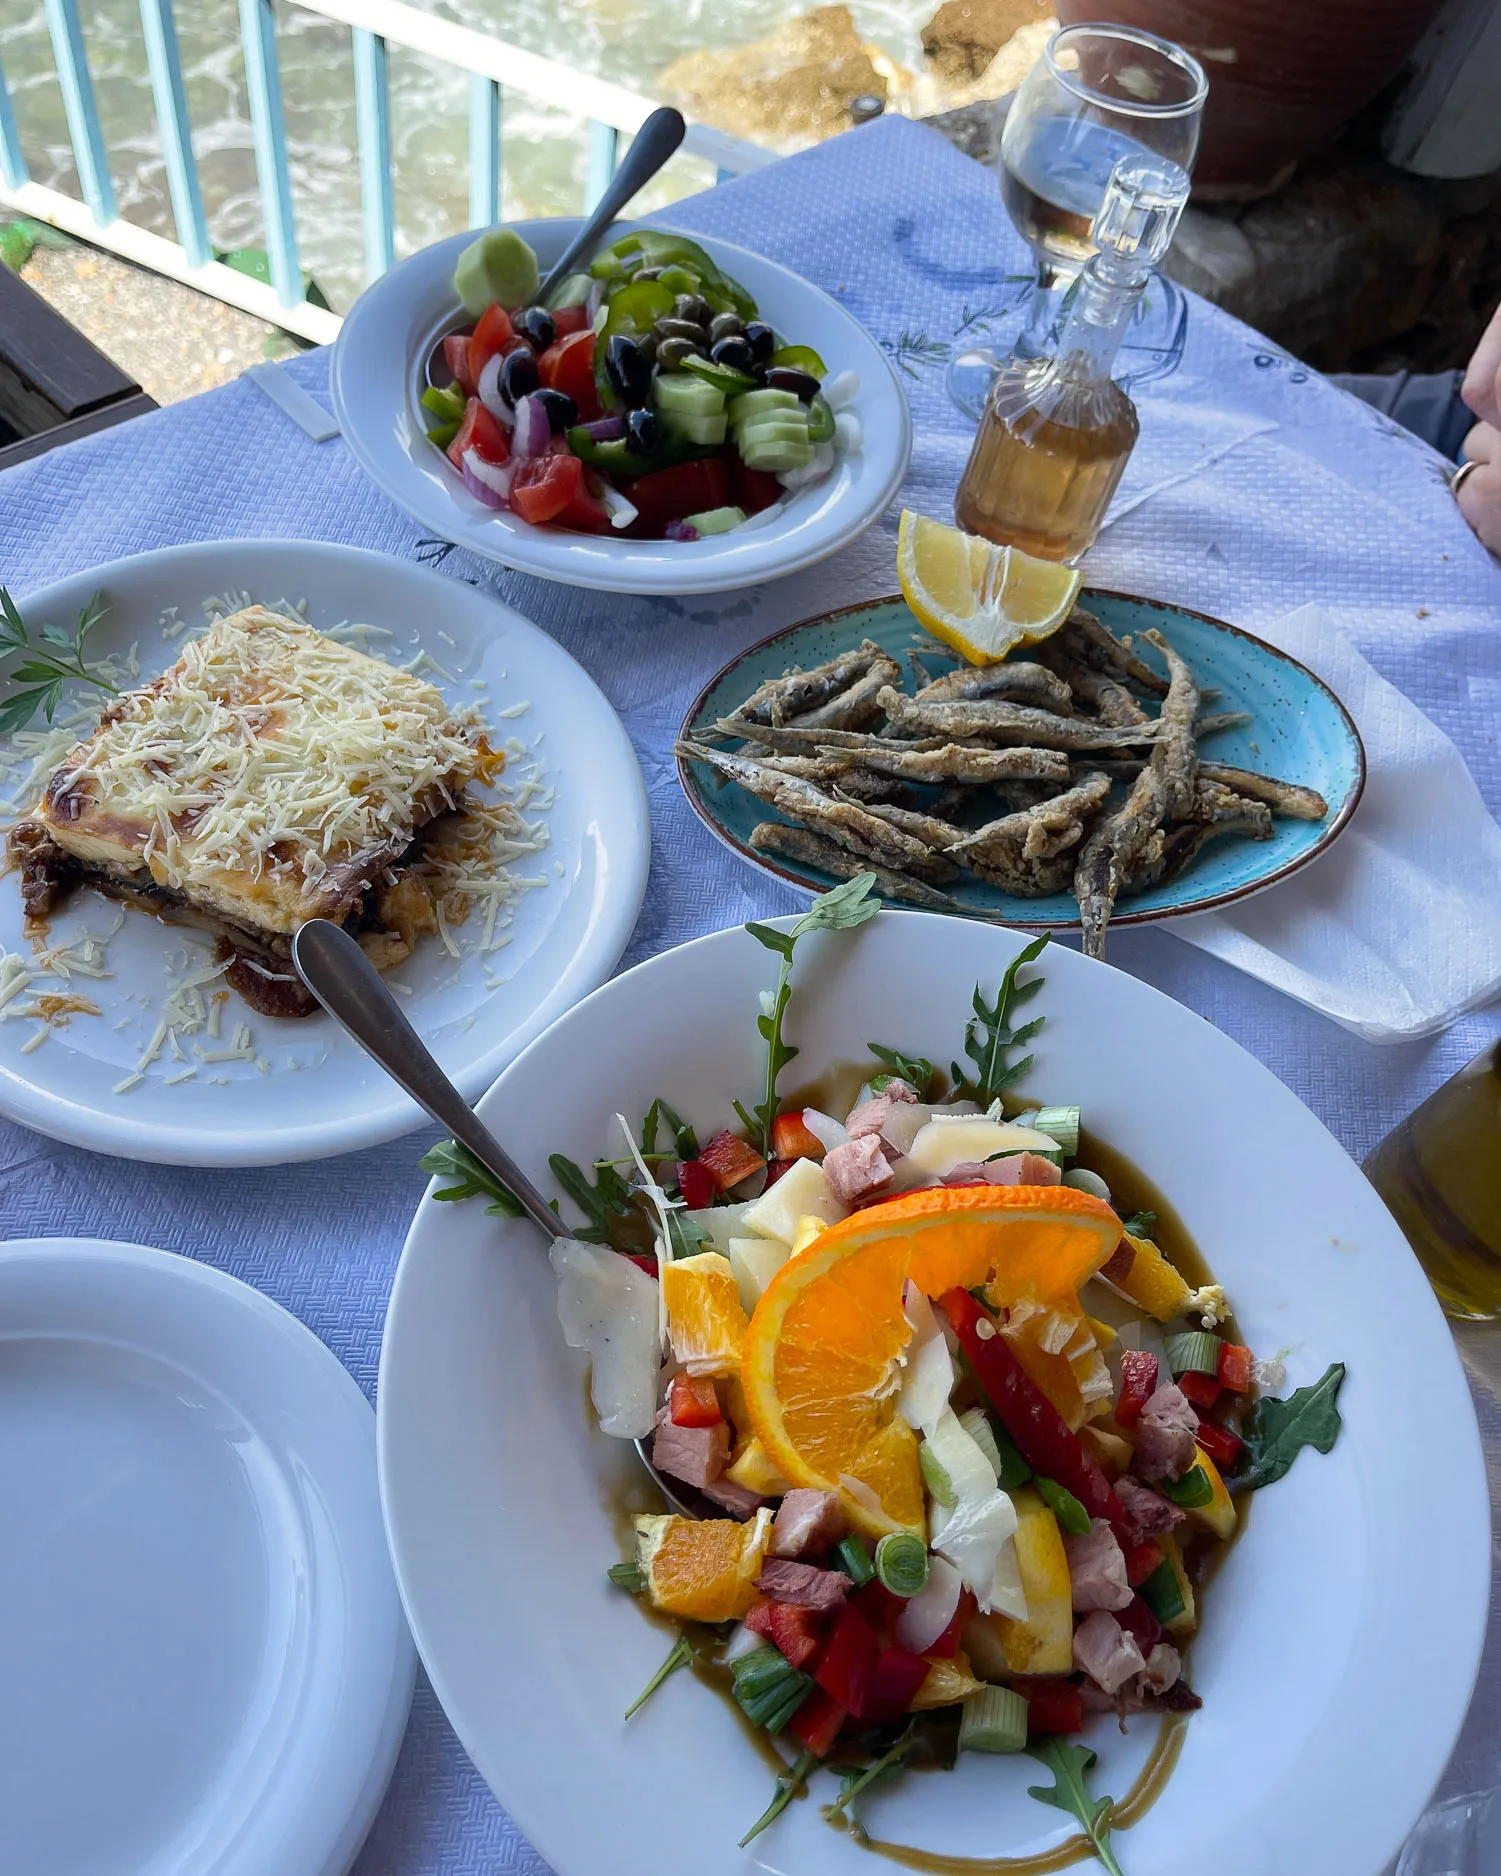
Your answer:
[1365,1042,1501,1320]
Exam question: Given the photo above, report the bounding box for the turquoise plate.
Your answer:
[677,591,1365,931]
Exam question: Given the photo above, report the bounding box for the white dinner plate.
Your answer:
[0,1237,415,1876]
[330,217,912,595]
[378,912,1489,1876]
[0,539,649,1165]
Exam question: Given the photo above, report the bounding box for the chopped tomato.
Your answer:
[539,328,600,419]
[1178,1370,1222,1412]
[509,449,583,525]
[925,1588,975,1659]
[1218,1342,1254,1393]
[729,456,784,515]
[1114,1348,1158,1429]
[1196,1420,1243,1470]
[675,1159,717,1211]
[813,1604,878,1714]
[443,331,475,396]
[619,456,731,535]
[551,302,591,337]
[771,1110,825,1162]
[787,1686,845,1757]
[446,397,510,472]
[698,1128,766,1194]
[669,1373,721,1428]
[1123,1539,1162,1587]
[467,303,515,391]
[1023,1679,1084,1736]
[554,461,612,534]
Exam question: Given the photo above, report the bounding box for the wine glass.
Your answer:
[948,23,1207,418]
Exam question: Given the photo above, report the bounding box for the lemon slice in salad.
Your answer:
[896,511,1082,665]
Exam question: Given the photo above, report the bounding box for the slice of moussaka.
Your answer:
[8,606,501,1016]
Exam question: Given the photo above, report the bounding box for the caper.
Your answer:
[764,365,821,402]
[743,321,776,363]
[654,317,709,345]
[514,305,556,351]
[655,335,702,369]
[604,333,653,404]
[674,293,712,325]
[708,312,745,344]
[710,334,756,374]
[500,345,540,405]
[627,407,662,455]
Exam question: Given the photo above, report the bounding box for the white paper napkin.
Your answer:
[1172,604,1501,1042]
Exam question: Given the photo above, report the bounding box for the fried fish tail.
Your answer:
[749,822,961,910]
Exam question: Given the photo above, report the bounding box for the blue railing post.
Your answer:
[585,119,618,211]
[238,0,302,307]
[352,28,395,279]
[468,73,501,229]
[42,0,116,225]
[138,0,210,268]
[0,58,27,190]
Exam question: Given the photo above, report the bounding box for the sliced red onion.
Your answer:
[580,415,628,442]
[511,394,551,460]
[663,519,699,542]
[476,352,512,425]
[600,486,638,531]
[461,448,511,509]
[895,1555,962,1653]
[800,1107,848,1154]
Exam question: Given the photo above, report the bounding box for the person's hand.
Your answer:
[1461,302,1501,430]
[1456,423,1501,554]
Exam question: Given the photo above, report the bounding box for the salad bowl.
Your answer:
[331,217,912,596]
[378,910,1487,1876]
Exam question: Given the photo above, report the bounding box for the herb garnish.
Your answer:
[641,1095,698,1162]
[952,934,1049,1105]
[743,874,881,1155]
[1026,1739,1125,1876]
[0,586,115,731]
[1120,1209,1157,1240]
[1234,1360,1346,1491]
[866,1042,938,1102]
[418,1139,523,1217]
[624,1631,696,1719]
[826,1724,918,1841]
[740,1746,819,1847]
[548,1150,640,1246]
[607,1561,646,1593]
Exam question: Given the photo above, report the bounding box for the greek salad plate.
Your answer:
[0,540,648,1165]
[331,217,912,595]
[378,909,1485,1876]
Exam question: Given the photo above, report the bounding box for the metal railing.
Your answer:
[0,0,776,343]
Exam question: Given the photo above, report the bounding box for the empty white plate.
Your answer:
[0,1239,415,1876]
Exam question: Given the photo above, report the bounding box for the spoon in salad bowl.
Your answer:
[290,917,711,1520]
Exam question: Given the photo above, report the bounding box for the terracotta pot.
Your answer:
[1054,0,1445,198]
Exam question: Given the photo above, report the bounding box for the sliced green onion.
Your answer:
[739,1746,818,1848]
[874,1531,930,1597]
[731,1644,812,1730]
[959,1684,1029,1754]
[624,1633,695,1719]
[988,1417,1034,1489]
[1030,1105,1080,1157]
[1165,1330,1225,1377]
[958,1406,1004,1482]
[1137,1556,1187,1625]
[1159,1464,1214,1508]
[1035,1476,1091,1535]
[919,1441,957,1509]
[833,1534,875,1586]
[1062,1166,1111,1202]
[607,1561,646,1593]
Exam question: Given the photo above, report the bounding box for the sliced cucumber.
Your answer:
[728,387,801,425]
[678,354,759,397]
[737,417,812,452]
[543,270,593,310]
[681,505,747,536]
[806,394,835,443]
[660,409,727,447]
[654,373,726,418]
[739,435,815,473]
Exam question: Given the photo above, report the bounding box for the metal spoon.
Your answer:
[290,918,711,1519]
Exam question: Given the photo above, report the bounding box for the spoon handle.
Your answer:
[290,920,564,1242]
[537,106,686,301]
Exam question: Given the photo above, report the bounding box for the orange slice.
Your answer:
[863,1184,1121,1306]
[634,1509,773,1621]
[661,1251,749,1376]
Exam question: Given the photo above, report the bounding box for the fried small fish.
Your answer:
[841,796,967,858]
[1190,778,1275,837]
[1198,762,1327,820]
[1194,710,1252,737]
[716,719,948,755]
[1057,607,1170,697]
[950,772,1114,865]
[828,741,1071,787]
[721,640,891,727]
[749,822,961,910]
[788,653,903,731]
[1036,642,1150,727]
[965,849,1076,896]
[877,686,1164,751]
[1074,764,1168,960]
[914,659,1074,715]
[1142,628,1200,821]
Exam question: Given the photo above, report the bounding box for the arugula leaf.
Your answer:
[548,1151,639,1245]
[418,1139,523,1218]
[1120,1209,1157,1240]
[624,1632,696,1719]
[740,1746,819,1848]
[826,1725,917,1841]
[1026,1739,1125,1876]
[1235,1361,1346,1491]
[866,1042,937,1102]
[666,1209,710,1259]
[641,1096,698,1162]
[0,586,116,732]
[744,874,881,1154]
[951,935,1049,1105]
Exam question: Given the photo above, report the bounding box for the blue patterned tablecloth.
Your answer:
[1,116,1498,1874]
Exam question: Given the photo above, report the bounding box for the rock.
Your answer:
[656,7,903,149]
[922,0,1055,84]
[920,17,1057,120]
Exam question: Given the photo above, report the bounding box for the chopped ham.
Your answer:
[702,1477,765,1520]
[756,1558,851,1611]
[823,1134,894,1206]
[770,1488,847,1560]
[651,1408,730,1489]
[1073,1610,1147,1696]
[1139,1642,1183,1695]
[1063,1519,1133,1612]
[983,1151,1063,1187]
[1132,1383,1200,1482]
[845,1080,916,1143]
[1114,1475,1187,1542]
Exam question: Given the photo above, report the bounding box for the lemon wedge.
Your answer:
[897,510,1082,664]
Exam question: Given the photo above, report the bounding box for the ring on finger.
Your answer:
[1450,459,1480,497]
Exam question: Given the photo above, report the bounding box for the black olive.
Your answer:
[743,321,776,362]
[514,305,556,351]
[634,330,660,365]
[764,365,821,402]
[710,335,756,374]
[626,407,661,455]
[654,317,708,345]
[604,332,653,405]
[708,312,744,344]
[533,387,578,431]
[674,293,712,325]
[500,345,540,405]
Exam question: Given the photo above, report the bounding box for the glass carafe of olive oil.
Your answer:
[1365,1042,1501,1320]
[954,151,1190,562]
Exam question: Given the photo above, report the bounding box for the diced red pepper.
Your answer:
[745,1597,776,1638]
[771,1110,826,1162]
[1218,1342,1254,1393]
[855,1647,932,1724]
[851,1578,906,1644]
[622,1252,658,1279]
[669,1372,721,1428]
[1117,1594,1163,1656]
[467,302,515,390]
[926,1588,976,1659]
[762,1158,793,1187]
[698,1128,767,1195]
[1023,1679,1084,1736]
[1178,1370,1222,1412]
[1196,1420,1244,1470]
[443,331,475,395]
[675,1159,717,1211]
[788,1686,846,1756]
[1115,1348,1159,1429]
[1123,1539,1163,1588]
[940,1289,1131,1546]
[446,396,510,472]
[551,302,591,337]
[766,1601,825,1671]
[813,1604,879,1715]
